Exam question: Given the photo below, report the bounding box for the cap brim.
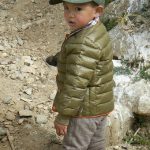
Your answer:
[49,0,62,5]
[63,0,92,3]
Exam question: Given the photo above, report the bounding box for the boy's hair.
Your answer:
[49,0,105,6]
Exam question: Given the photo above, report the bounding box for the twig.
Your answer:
[129,128,141,144]
[6,129,15,150]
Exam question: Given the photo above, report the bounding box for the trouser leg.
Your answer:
[62,118,97,150]
[88,117,107,150]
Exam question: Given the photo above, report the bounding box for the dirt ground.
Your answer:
[0,0,149,150]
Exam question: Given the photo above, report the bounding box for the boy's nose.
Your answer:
[68,11,75,18]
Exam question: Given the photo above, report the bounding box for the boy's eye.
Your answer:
[64,6,69,10]
[75,7,82,11]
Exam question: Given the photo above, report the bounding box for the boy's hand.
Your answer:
[54,122,68,136]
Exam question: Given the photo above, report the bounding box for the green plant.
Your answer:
[114,66,132,75]
[124,115,150,147]
[139,67,150,81]
[124,130,150,146]
[103,18,118,31]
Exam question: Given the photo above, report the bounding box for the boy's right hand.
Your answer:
[54,122,68,136]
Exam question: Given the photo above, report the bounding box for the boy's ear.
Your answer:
[95,5,104,17]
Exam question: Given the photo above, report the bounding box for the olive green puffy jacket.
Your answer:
[53,22,114,125]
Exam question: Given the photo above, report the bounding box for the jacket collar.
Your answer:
[66,17,100,39]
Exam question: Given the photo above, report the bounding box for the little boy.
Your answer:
[49,0,114,149]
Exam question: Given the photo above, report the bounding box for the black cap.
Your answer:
[49,0,62,5]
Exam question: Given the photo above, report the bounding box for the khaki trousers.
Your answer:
[62,116,107,150]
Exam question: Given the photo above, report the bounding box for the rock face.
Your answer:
[105,0,149,17]
[137,95,150,115]
[109,27,150,65]
[106,0,150,143]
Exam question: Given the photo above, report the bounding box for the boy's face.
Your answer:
[63,2,103,31]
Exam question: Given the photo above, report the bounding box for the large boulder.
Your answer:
[109,26,150,66]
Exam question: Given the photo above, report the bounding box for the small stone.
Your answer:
[121,145,128,149]
[1,136,7,143]
[10,71,24,80]
[18,118,24,124]
[0,118,5,122]
[22,23,32,30]
[36,115,48,124]
[21,66,36,74]
[8,64,17,72]
[31,0,35,3]
[23,124,32,129]
[4,121,12,125]
[113,60,122,67]
[19,110,33,117]
[20,97,32,103]
[0,127,7,136]
[0,60,9,65]
[16,36,24,46]
[24,88,33,95]
[3,96,12,104]
[10,73,17,80]
[26,77,35,84]
[37,13,43,17]
[0,45,5,51]
[5,125,14,132]
[5,112,15,121]
[22,56,33,66]
[49,90,57,100]
[113,146,120,150]
[2,53,8,57]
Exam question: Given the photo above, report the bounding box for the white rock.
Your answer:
[3,96,12,104]
[10,71,24,80]
[21,66,36,74]
[109,27,150,65]
[113,60,122,68]
[26,77,35,84]
[31,0,35,3]
[8,64,17,72]
[0,45,5,51]
[106,104,133,145]
[124,80,150,111]
[113,146,120,150]
[36,115,48,124]
[137,95,150,116]
[49,90,57,100]
[22,56,33,66]
[24,88,33,95]
[16,36,24,46]
[20,97,32,103]
[19,110,33,117]
[22,23,32,30]
[0,60,9,65]
[18,118,24,124]
[114,75,131,86]
[23,124,32,129]
[1,53,8,57]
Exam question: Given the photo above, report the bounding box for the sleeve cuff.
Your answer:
[55,114,70,126]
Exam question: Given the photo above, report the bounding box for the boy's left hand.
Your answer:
[54,122,68,136]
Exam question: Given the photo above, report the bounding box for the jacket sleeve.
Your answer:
[54,37,102,125]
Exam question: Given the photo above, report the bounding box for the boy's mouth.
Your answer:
[68,21,76,27]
